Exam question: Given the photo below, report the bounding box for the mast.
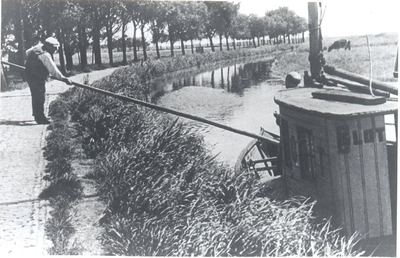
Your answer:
[308,2,324,81]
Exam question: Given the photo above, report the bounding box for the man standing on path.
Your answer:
[25,37,72,124]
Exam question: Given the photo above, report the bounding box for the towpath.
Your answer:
[0,67,119,255]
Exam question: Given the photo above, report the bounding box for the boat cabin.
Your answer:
[274,87,397,239]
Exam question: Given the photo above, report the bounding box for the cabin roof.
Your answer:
[274,88,398,119]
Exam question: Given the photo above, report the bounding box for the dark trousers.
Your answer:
[27,78,46,118]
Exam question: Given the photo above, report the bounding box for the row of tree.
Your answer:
[1,0,307,73]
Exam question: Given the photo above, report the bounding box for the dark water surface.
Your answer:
[154,58,285,167]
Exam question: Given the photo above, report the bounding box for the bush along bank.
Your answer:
[48,47,364,256]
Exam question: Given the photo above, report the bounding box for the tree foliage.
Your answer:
[1,0,308,67]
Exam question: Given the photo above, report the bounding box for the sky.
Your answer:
[235,0,400,37]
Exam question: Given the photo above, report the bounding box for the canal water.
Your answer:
[154,58,285,167]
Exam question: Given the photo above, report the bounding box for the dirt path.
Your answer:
[0,67,120,255]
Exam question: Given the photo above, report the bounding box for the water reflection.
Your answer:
[167,60,275,95]
[155,58,284,166]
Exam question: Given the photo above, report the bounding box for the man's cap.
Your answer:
[44,37,60,48]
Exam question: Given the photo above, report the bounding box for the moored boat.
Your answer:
[234,127,281,182]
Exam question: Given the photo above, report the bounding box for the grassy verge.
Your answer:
[39,42,369,256]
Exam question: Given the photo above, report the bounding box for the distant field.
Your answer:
[272,32,398,82]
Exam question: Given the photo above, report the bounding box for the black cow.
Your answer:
[328,39,351,52]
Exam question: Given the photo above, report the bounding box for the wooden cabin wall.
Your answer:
[327,115,392,239]
[280,105,392,239]
[279,106,334,216]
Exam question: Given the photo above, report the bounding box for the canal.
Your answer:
[153,57,285,167]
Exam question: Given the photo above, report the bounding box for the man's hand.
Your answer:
[63,77,73,85]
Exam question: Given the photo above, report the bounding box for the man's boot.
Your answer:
[35,115,51,124]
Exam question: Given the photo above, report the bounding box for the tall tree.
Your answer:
[2,0,27,69]
[148,1,167,59]
[266,9,287,44]
[103,1,122,65]
[127,1,151,61]
[249,15,265,47]
[119,2,130,65]
[88,1,106,65]
[230,13,251,50]
[203,2,222,52]
[164,2,181,57]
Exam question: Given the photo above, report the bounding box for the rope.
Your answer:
[1,60,279,145]
[366,35,375,96]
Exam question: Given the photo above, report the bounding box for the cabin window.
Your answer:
[337,126,350,153]
[281,119,292,168]
[385,114,397,142]
[376,128,385,142]
[297,126,315,181]
[364,129,374,143]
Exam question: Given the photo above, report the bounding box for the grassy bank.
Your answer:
[39,42,369,256]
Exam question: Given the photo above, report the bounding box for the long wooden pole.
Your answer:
[308,2,322,81]
[324,65,398,95]
[1,60,279,145]
[325,76,390,97]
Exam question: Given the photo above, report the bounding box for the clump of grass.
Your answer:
[40,174,83,201]
[45,196,82,255]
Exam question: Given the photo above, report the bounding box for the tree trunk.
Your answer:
[93,12,102,65]
[257,37,260,47]
[169,40,174,57]
[78,22,88,69]
[233,38,236,50]
[219,34,223,51]
[180,39,185,55]
[56,31,66,74]
[155,41,160,59]
[225,35,230,51]
[107,24,114,65]
[209,36,215,52]
[140,24,147,61]
[190,39,194,54]
[64,42,74,70]
[122,23,127,65]
[1,64,8,91]
[132,23,138,62]
[252,37,257,48]
[14,0,25,71]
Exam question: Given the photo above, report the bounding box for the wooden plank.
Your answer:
[312,89,386,105]
[359,116,381,238]
[347,119,367,237]
[327,119,353,237]
[373,115,393,236]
